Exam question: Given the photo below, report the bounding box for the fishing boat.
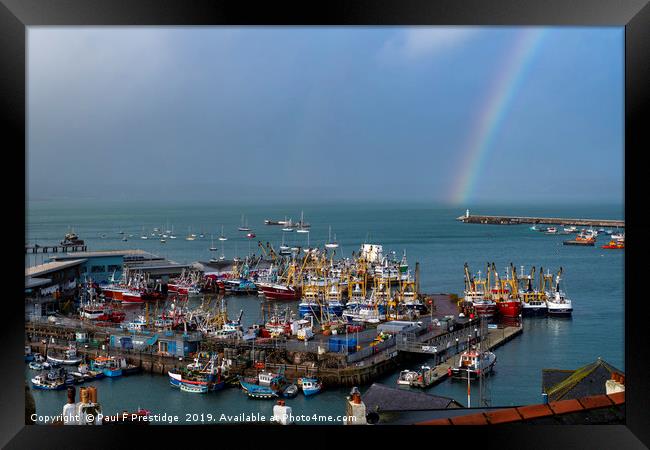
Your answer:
[545,268,573,316]
[47,345,83,365]
[601,239,624,249]
[611,232,625,241]
[518,266,547,316]
[238,372,285,399]
[257,283,301,301]
[223,279,257,295]
[450,347,497,380]
[70,363,105,381]
[298,285,322,318]
[298,377,322,396]
[345,280,365,311]
[238,215,251,232]
[61,231,85,247]
[80,303,105,320]
[91,356,123,377]
[169,355,226,391]
[264,308,294,337]
[120,287,144,304]
[324,282,345,316]
[342,302,385,324]
[31,374,66,390]
[491,264,521,318]
[398,276,426,312]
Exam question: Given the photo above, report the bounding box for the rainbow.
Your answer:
[450,28,547,205]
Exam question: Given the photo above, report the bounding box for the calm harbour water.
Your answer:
[26,201,624,424]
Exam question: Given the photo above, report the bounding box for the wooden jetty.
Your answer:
[25,244,88,254]
[457,213,624,228]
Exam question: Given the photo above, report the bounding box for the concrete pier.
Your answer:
[457,214,623,228]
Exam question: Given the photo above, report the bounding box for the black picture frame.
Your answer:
[3,0,648,447]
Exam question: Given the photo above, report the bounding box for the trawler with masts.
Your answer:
[462,264,497,318]
[545,267,573,316]
[518,265,547,316]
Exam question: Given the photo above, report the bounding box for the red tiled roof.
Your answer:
[415,392,624,425]
[578,394,614,410]
[608,391,625,405]
[548,398,583,415]
[516,404,553,420]
[449,414,489,425]
[415,418,452,426]
[485,408,523,424]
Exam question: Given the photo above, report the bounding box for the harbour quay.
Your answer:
[25,313,522,387]
[457,212,624,228]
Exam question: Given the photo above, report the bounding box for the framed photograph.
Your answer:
[3,0,648,447]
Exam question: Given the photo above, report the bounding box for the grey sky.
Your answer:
[27,27,623,205]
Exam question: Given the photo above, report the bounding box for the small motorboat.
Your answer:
[397,369,418,386]
[281,384,299,399]
[31,374,66,390]
[246,232,256,239]
[28,361,44,370]
[544,227,558,235]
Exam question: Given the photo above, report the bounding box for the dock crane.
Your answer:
[463,263,474,292]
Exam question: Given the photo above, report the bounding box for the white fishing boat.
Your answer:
[546,268,573,316]
[450,347,497,380]
[47,345,83,365]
